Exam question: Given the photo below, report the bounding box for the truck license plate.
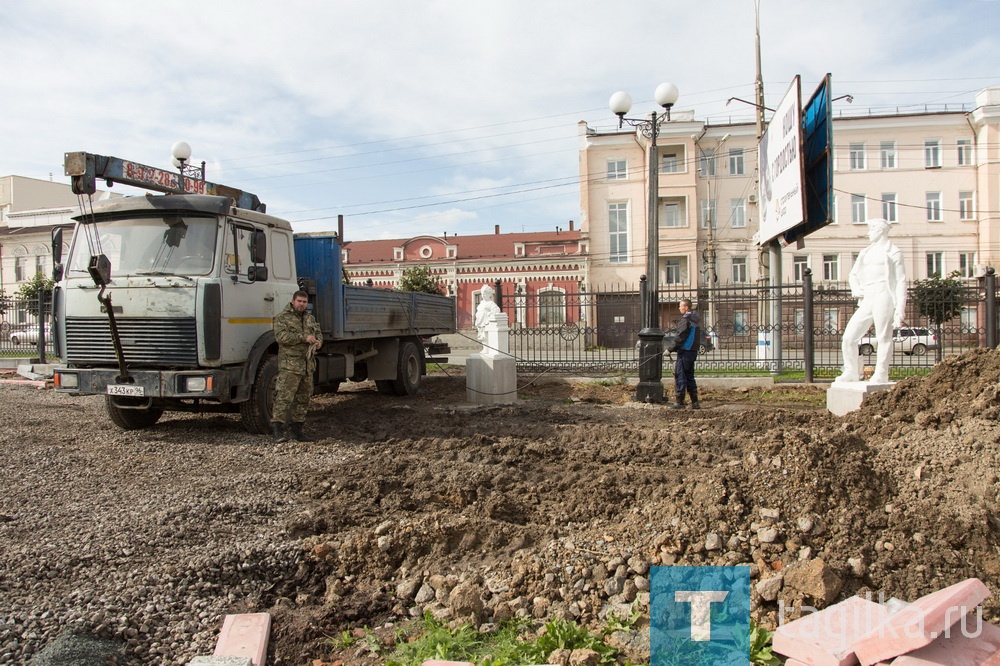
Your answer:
[107,384,144,397]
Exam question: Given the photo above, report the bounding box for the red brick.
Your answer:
[214,613,271,666]
[854,578,991,665]
[773,595,889,666]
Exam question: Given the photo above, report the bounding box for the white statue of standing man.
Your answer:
[475,284,502,352]
[835,218,907,384]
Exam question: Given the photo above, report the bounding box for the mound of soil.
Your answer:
[273,351,1000,664]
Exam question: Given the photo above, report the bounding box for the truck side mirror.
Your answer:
[251,230,267,264]
[51,228,63,264]
[247,265,268,283]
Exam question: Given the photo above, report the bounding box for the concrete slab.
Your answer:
[886,619,1000,664]
[189,657,254,666]
[466,353,517,405]
[827,381,893,416]
[773,595,889,666]
[853,578,991,665]
[213,613,271,666]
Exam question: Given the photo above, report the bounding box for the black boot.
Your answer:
[668,393,686,410]
[271,422,288,443]
[290,422,315,442]
[688,387,701,410]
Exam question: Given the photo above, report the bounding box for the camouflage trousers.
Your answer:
[273,371,313,424]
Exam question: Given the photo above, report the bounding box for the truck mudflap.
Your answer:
[54,367,242,402]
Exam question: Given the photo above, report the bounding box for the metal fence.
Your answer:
[498,270,998,378]
[0,293,54,360]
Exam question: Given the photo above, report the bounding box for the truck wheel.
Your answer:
[375,380,395,395]
[105,396,163,430]
[392,339,423,396]
[240,355,278,435]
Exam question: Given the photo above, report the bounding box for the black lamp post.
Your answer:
[609,82,679,403]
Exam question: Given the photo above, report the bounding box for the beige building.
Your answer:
[0,176,119,292]
[579,87,1000,333]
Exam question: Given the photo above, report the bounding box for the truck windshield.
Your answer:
[67,216,218,278]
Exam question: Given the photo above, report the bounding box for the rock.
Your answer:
[448,582,484,620]
[755,575,783,602]
[569,648,601,665]
[705,533,723,551]
[757,527,779,543]
[627,555,648,575]
[759,507,781,520]
[547,647,572,666]
[395,577,421,601]
[796,516,814,533]
[414,583,435,604]
[847,557,867,577]
[783,559,843,605]
[606,629,650,663]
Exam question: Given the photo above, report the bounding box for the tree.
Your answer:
[910,270,966,362]
[397,265,443,295]
[16,273,55,316]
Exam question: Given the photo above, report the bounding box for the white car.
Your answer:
[9,324,50,346]
[859,327,938,356]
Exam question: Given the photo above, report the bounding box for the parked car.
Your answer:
[662,328,716,354]
[859,327,937,356]
[9,324,50,346]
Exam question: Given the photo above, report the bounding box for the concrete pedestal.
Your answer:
[466,353,517,405]
[827,380,893,416]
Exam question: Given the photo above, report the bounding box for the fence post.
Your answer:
[803,268,814,382]
[986,268,997,350]
[494,279,503,313]
[36,289,47,364]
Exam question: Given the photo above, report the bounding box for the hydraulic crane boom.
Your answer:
[63,151,265,212]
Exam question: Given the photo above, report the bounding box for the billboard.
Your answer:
[782,74,834,246]
[757,77,805,245]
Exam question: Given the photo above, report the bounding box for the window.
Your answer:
[14,256,28,282]
[663,258,685,285]
[271,232,292,280]
[849,143,866,170]
[607,159,627,180]
[729,148,745,175]
[881,193,897,223]
[794,309,805,333]
[661,202,683,228]
[538,289,566,326]
[880,141,896,169]
[823,254,839,281]
[699,153,715,177]
[926,252,943,278]
[959,252,976,278]
[959,191,975,220]
[957,139,973,166]
[608,202,629,263]
[830,196,838,224]
[730,198,746,228]
[731,256,747,283]
[661,153,679,173]
[851,194,867,224]
[961,307,978,332]
[925,139,941,168]
[793,255,808,282]
[700,199,717,229]
[35,255,45,277]
[823,309,840,335]
[734,310,749,335]
[926,192,942,221]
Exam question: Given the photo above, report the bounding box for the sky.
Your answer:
[2,0,999,241]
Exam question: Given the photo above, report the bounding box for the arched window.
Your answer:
[538,288,566,327]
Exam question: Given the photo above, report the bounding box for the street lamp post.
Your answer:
[609,82,679,403]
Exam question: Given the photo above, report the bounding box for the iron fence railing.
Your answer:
[0,293,54,360]
[496,270,998,377]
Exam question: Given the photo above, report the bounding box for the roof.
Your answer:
[343,229,584,264]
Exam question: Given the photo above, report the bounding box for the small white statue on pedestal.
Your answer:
[835,218,907,384]
[475,284,502,353]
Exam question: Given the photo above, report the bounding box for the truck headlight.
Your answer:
[56,372,78,389]
[183,376,211,392]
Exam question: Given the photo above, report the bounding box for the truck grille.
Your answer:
[66,317,198,367]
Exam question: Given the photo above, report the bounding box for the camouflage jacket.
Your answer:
[273,302,323,375]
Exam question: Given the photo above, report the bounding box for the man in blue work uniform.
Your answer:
[667,298,702,410]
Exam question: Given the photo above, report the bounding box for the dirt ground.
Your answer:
[2,349,1000,664]
[267,350,1000,664]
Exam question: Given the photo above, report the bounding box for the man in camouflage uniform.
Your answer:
[272,290,322,442]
